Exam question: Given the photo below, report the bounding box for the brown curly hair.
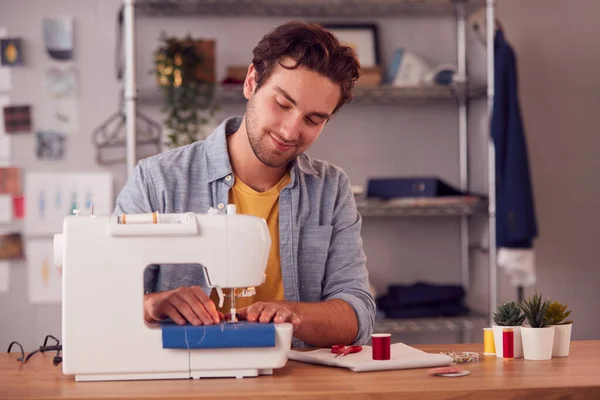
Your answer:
[251,21,361,114]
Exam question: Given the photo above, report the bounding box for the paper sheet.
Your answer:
[0,96,10,164]
[0,194,12,223]
[24,171,113,236]
[0,261,9,293]
[288,342,452,372]
[0,28,11,91]
[26,239,61,303]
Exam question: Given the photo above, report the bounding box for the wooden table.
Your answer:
[2,341,600,399]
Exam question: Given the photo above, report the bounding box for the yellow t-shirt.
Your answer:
[210,173,291,314]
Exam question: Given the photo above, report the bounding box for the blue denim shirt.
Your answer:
[113,117,375,347]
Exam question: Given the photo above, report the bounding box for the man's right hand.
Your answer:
[144,286,223,326]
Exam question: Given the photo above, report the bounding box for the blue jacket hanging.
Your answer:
[492,29,538,248]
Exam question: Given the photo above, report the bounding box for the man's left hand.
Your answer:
[236,302,300,330]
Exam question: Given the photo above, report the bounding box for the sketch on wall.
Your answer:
[26,239,61,304]
[24,172,113,236]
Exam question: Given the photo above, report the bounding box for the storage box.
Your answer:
[366,177,464,200]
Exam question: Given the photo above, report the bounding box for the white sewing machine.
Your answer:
[53,205,293,382]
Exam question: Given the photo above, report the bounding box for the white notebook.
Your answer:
[289,342,452,372]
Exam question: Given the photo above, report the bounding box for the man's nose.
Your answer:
[280,116,302,142]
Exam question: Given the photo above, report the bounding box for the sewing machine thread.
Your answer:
[118,212,159,224]
[502,328,514,360]
[483,327,496,355]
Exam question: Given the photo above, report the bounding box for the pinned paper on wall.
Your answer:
[0,167,20,196]
[36,131,66,160]
[0,38,24,66]
[43,68,78,135]
[0,195,13,223]
[0,261,9,293]
[0,28,11,91]
[26,239,61,304]
[43,17,73,61]
[24,172,113,236]
[0,232,24,260]
[3,105,32,133]
[0,96,10,165]
[13,196,24,219]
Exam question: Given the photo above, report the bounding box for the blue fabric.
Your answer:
[492,30,538,248]
[161,321,276,349]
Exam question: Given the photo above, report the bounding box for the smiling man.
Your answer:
[113,21,375,348]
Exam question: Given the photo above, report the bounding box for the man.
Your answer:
[114,21,375,348]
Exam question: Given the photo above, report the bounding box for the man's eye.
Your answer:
[277,102,290,110]
[305,118,318,126]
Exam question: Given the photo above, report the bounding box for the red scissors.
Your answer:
[331,344,363,359]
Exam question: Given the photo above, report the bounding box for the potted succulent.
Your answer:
[520,291,554,360]
[492,301,526,358]
[546,300,573,357]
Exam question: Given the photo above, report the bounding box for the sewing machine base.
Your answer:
[75,369,274,382]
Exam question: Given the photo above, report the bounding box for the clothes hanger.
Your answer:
[468,6,502,48]
[91,90,162,165]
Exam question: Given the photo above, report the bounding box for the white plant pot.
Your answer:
[492,325,523,358]
[552,323,573,357]
[521,326,555,360]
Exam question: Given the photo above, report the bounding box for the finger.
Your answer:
[246,303,266,323]
[176,288,215,325]
[218,311,225,322]
[177,291,214,325]
[273,309,292,323]
[168,294,203,325]
[259,305,279,323]
[191,287,221,324]
[235,307,248,321]
[160,302,186,325]
[274,309,301,328]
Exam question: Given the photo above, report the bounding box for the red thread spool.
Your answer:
[502,328,514,360]
[372,333,391,360]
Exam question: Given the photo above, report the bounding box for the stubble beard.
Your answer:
[245,96,298,169]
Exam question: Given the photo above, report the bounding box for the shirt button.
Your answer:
[218,203,225,210]
[225,175,232,182]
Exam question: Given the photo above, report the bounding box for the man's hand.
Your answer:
[236,302,300,330]
[144,286,223,326]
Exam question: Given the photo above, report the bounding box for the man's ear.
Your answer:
[243,64,257,100]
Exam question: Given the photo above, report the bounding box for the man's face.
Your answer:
[243,58,341,168]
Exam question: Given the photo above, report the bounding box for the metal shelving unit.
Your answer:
[137,83,487,106]
[136,0,487,17]
[356,199,488,218]
[123,0,497,341]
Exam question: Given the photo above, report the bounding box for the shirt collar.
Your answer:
[204,116,318,183]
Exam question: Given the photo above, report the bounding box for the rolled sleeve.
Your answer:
[322,173,376,345]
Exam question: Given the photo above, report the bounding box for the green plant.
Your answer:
[545,300,573,325]
[493,301,526,326]
[152,33,218,148]
[520,291,551,328]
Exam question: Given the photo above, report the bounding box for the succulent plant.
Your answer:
[545,300,573,325]
[520,291,551,328]
[493,301,526,326]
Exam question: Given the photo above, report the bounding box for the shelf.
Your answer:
[136,0,486,17]
[374,314,489,334]
[356,197,488,217]
[137,84,486,107]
